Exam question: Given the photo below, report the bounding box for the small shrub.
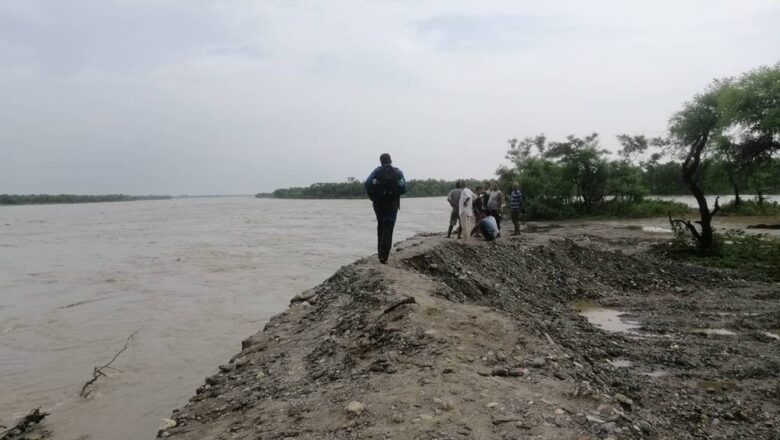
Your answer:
[522,199,577,220]
[668,218,697,249]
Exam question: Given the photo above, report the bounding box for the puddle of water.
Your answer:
[609,359,633,368]
[643,369,670,378]
[688,328,737,336]
[697,380,737,394]
[574,301,641,334]
[641,226,672,233]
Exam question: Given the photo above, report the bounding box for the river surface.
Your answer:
[0,195,777,439]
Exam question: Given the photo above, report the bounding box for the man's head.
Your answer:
[380,153,392,166]
[513,182,519,191]
[490,181,498,190]
[455,180,462,189]
[476,185,483,194]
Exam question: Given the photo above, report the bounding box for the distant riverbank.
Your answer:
[0,194,172,206]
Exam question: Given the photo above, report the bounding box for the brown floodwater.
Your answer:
[0,197,451,440]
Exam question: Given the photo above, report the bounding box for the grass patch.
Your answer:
[661,229,780,280]
[719,199,780,216]
[521,199,691,221]
[594,199,691,218]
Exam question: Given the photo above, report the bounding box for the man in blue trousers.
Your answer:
[365,153,407,264]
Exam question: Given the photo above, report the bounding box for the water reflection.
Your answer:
[574,301,641,334]
[687,328,737,336]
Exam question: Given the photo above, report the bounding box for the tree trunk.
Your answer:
[686,178,714,249]
[730,177,741,208]
[679,133,720,250]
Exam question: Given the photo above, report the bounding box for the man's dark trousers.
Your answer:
[373,201,398,262]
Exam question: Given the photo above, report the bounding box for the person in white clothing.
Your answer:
[458,184,476,241]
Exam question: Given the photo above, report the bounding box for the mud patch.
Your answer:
[161,234,780,440]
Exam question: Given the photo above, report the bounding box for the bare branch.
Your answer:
[710,196,721,217]
[80,330,139,398]
[668,212,701,241]
[382,296,416,315]
[0,408,49,440]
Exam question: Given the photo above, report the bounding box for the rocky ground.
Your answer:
[157,224,779,440]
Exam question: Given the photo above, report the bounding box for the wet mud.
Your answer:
[158,228,779,440]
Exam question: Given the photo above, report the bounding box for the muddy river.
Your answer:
[0,195,777,439]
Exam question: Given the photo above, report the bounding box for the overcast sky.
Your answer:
[1,1,778,194]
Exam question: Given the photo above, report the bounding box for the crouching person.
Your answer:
[474,214,499,241]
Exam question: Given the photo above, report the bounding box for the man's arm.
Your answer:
[364,168,378,199]
[462,190,472,207]
[397,169,407,195]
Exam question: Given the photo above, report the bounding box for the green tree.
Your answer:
[667,63,779,249]
[667,81,723,249]
[544,133,610,213]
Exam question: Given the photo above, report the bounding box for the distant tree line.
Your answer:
[268,155,779,203]
[271,177,486,199]
[0,194,172,205]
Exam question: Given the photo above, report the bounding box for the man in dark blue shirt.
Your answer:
[365,153,407,264]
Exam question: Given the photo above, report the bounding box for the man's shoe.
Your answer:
[379,257,388,264]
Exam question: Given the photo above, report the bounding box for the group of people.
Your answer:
[363,153,523,264]
[446,180,524,241]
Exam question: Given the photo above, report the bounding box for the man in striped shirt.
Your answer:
[509,182,524,236]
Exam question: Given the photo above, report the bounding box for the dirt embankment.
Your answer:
[159,229,779,440]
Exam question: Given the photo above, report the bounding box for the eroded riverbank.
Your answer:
[159,229,779,440]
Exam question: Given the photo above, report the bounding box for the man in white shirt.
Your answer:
[458,184,477,241]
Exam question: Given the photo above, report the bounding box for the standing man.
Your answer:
[446,180,463,238]
[458,183,477,241]
[486,181,504,237]
[365,153,407,264]
[509,182,524,236]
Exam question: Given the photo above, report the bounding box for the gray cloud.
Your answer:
[1,0,778,194]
